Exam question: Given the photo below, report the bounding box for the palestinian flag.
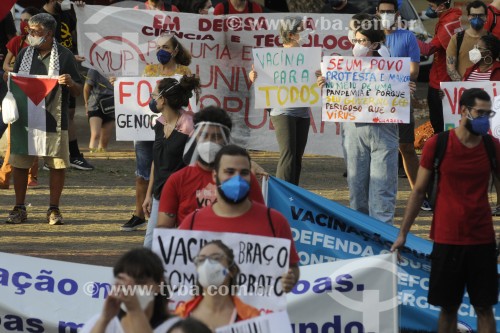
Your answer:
[9,73,62,157]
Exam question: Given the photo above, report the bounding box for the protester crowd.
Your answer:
[0,0,499,331]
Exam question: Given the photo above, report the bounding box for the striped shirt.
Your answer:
[466,68,492,81]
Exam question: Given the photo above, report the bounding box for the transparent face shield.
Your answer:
[183,121,231,166]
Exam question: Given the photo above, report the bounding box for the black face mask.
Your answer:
[54,2,62,12]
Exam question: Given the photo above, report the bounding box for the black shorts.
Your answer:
[398,105,415,144]
[88,107,115,124]
[428,243,498,308]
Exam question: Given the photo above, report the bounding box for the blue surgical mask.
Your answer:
[470,17,485,30]
[217,174,250,204]
[466,112,490,136]
[425,6,438,19]
[149,98,160,114]
[157,49,172,65]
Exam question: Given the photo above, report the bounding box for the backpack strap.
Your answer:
[267,207,276,237]
[489,6,498,33]
[189,210,198,230]
[427,131,450,207]
[482,134,498,179]
[456,30,465,62]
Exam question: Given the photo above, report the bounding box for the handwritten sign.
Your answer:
[252,47,322,108]
[441,81,500,135]
[114,76,197,141]
[152,229,290,313]
[321,56,411,123]
[76,6,351,156]
[216,311,293,333]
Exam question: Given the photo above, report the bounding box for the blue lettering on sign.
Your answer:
[0,314,44,332]
[291,315,365,333]
[291,275,354,295]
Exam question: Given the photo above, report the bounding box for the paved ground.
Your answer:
[0,89,498,267]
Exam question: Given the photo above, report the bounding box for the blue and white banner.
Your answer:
[266,176,500,332]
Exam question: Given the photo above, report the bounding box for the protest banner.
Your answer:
[75,6,350,156]
[151,229,290,313]
[265,176,500,332]
[0,252,113,333]
[216,311,293,333]
[287,253,398,333]
[441,81,500,137]
[321,56,411,124]
[252,47,322,108]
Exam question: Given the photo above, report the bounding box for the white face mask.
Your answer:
[27,35,46,48]
[352,43,371,57]
[207,7,215,14]
[120,293,155,312]
[60,0,72,11]
[197,259,228,289]
[197,141,223,164]
[469,47,482,64]
[380,13,396,29]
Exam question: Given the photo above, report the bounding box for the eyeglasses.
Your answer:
[378,10,396,14]
[469,14,486,19]
[193,253,226,266]
[467,106,496,118]
[150,93,160,100]
[351,38,368,44]
[27,29,46,37]
[473,44,488,52]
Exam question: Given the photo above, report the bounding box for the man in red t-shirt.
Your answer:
[157,106,265,228]
[213,0,263,15]
[392,88,498,332]
[485,0,500,38]
[179,144,300,293]
[418,0,462,134]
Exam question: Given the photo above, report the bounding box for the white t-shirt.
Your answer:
[80,314,180,333]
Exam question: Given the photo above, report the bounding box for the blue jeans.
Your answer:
[342,123,399,223]
[143,198,159,249]
[134,141,153,180]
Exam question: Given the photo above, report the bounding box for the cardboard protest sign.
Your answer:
[151,229,290,312]
[114,76,197,141]
[441,81,500,136]
[321,56,411,124]
[252,47,322,108]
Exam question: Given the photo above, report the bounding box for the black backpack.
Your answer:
[426,131,498,208]
[222,0,254,14]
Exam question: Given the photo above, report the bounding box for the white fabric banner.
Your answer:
[75,6,350,156]
[321,56,411,124]
[252,47,322,109]
[0,252,113,333]
[441,81,500,137]
[151,229,290,313]
[0,251,397,332]
[287,253,399,333]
